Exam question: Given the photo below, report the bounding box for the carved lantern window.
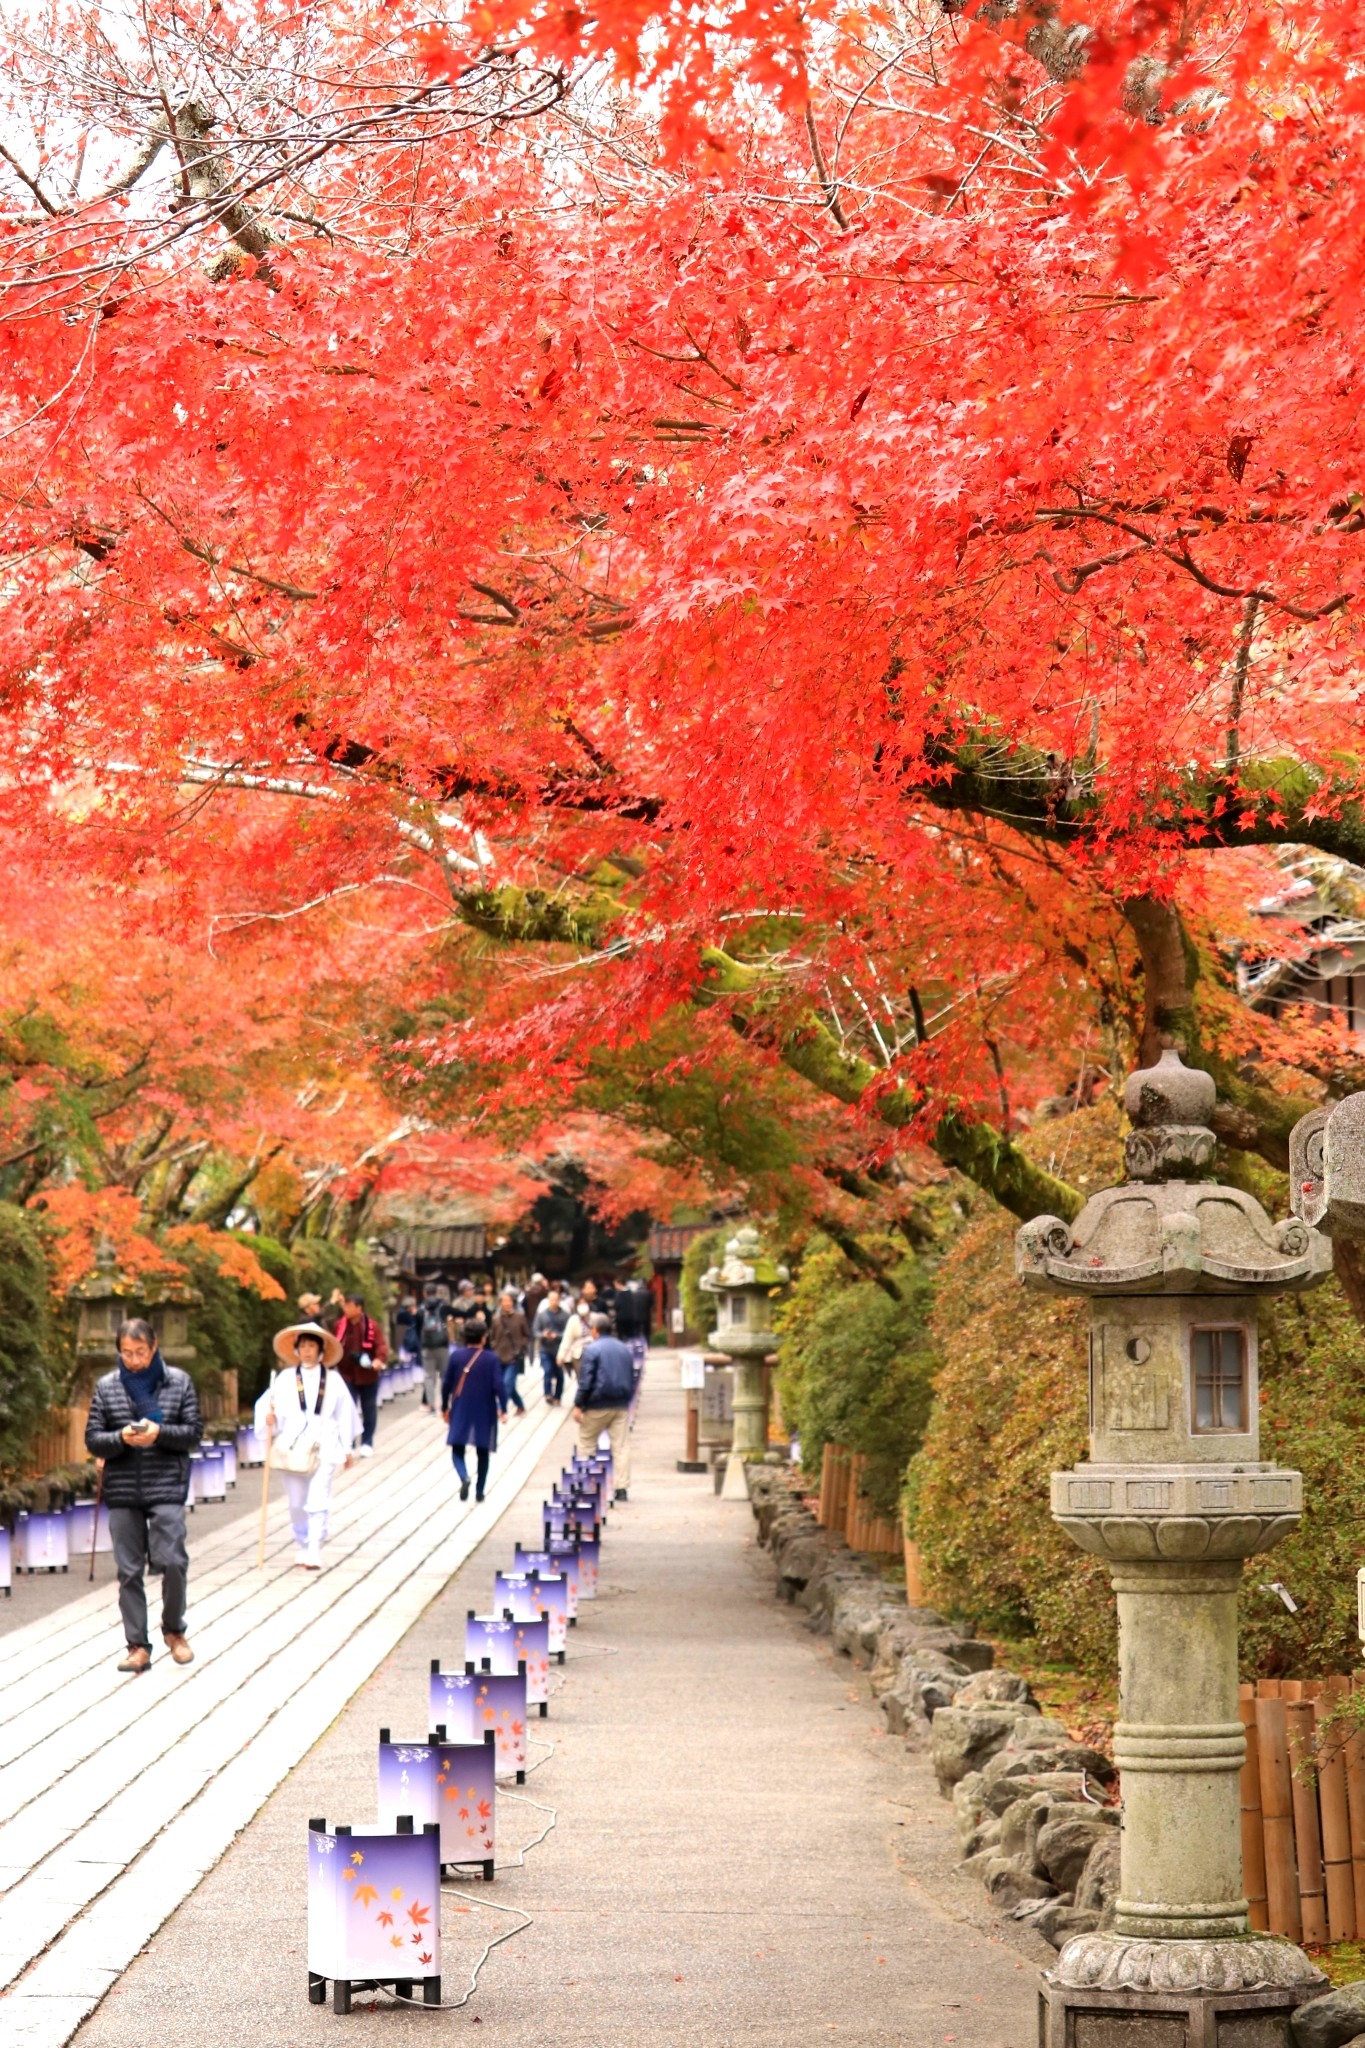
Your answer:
[730,1295,749,1326]
[1191,1326,1248,1433]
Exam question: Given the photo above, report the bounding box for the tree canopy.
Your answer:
[2,0,1364,1234]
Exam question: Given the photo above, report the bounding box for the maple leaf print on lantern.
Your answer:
[428,1734,498,1870]
[307,1822,440,1997]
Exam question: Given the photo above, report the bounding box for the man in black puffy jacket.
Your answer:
[572,1315,635,1502]
[85,1317,202,1674]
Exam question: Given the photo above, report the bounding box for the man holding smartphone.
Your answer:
[85,1317,203,1674]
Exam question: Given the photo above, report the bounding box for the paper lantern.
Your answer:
[463,1613,551,1713]
[14,1510,69,1573]
[430,1660,529,1780]
[377,1729,497,1879]
[67,1500,112,1556]
[0,1525,10,1596]
[198,1445,228,1503]
[307,1817,440,2015]
[514,1546,580,1619]
[220,1437,237,1487]
[235,1422,267,1468]
[434,1735,497,1875]
[543,1506,599,1551]
[571,1536,600,1599]
[494,1573,568,1659]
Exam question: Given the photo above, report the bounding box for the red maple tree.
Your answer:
[1,0,1362,1231]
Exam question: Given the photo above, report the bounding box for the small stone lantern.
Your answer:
[69,1240,144,1401]
[1017,1049,1331,2043]
[700,1226,788,1493]
[144,1283,199,1370]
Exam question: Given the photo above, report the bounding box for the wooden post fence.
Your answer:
[1240,1675,1365,1945]
[813,1443,901,1556]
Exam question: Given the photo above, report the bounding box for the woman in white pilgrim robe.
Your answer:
[255,1322,359,1569]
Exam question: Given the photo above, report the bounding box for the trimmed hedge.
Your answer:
[0,1202,57,1480]
[777,1233,939,1518]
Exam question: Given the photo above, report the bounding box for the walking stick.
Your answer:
[87,1461,103,1582]
[256,1413,274,1571]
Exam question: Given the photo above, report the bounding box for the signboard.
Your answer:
[678,1350,707,1389]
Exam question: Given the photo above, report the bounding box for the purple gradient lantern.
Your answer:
[464,1612,551,1707]
[433,1734,497,1875]
[307,1818,440,2015]
[67,1499,112,1556]
[494,1572,568,1659]
[198,1445,228,1503]
[220,1436,237,1487]
[514,1546,580,1619]
[15,1510,69,1573]
[235,1421,267,1468]
[430,1659,530,1780]
[377,1734,440,1833]
[0,1525,10,1595]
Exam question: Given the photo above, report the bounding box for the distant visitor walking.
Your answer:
[85,1317,203,1674]
[256,1321,358,1569]
[534,1285,570,1405]
[573,1313,634,1501]
[333,1292,387,1456]
[490,1289,530,1418]
[442,1319,505,1503]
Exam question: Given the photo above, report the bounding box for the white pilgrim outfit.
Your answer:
[254,1357,359,1565]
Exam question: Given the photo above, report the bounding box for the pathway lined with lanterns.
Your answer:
[0,1385,567,2048]
[57,1356,1036,2048]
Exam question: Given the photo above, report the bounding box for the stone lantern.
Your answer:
[69,1240,144,1401]
[700,1226,788,1494]
[1016,1048,1331,2044]
[144,1283,199,1371]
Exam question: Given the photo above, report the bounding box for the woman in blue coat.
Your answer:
[442,1319,506,1502]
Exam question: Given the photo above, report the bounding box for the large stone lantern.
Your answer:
[1016,1049,1331,2044]
[700,1226,787,1489]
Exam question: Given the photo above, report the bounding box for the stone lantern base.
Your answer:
[1038,1933,1326,2048]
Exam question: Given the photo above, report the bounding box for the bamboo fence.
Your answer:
[1239,1676,1365,1943]
[814,1443,902,1557]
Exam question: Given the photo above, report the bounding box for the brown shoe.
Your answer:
[118,1646,151,1674]
[163,1632,194,1665]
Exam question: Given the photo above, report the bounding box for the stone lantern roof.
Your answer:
[1016,1048,1332,1298]
[699,1225,789,1297]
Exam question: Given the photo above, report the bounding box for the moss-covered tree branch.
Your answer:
[697,947,1083,1224]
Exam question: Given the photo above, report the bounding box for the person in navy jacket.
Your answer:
[442,1319,506,1502]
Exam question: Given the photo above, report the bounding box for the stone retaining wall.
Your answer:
[748,1465,1121,1949]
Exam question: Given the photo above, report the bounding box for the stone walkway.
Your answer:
[0,1384,566,2046]
[39,1355,1037,2047]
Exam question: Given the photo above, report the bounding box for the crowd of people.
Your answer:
[85,1269,650,1673]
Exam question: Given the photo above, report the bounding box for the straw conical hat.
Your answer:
[273,1321,344,1368]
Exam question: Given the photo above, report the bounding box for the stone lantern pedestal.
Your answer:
[700,1226,787,1498]
[1017,1051,1331,2045]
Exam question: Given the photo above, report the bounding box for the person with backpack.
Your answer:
[85,1317,203,1674]
[333,1292,388,1456]
[442,1319,505,1502]
[255,1321,358,1568]
[416,1282,451,1414]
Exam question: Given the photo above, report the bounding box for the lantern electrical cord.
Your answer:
[363,1627,616,2013]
